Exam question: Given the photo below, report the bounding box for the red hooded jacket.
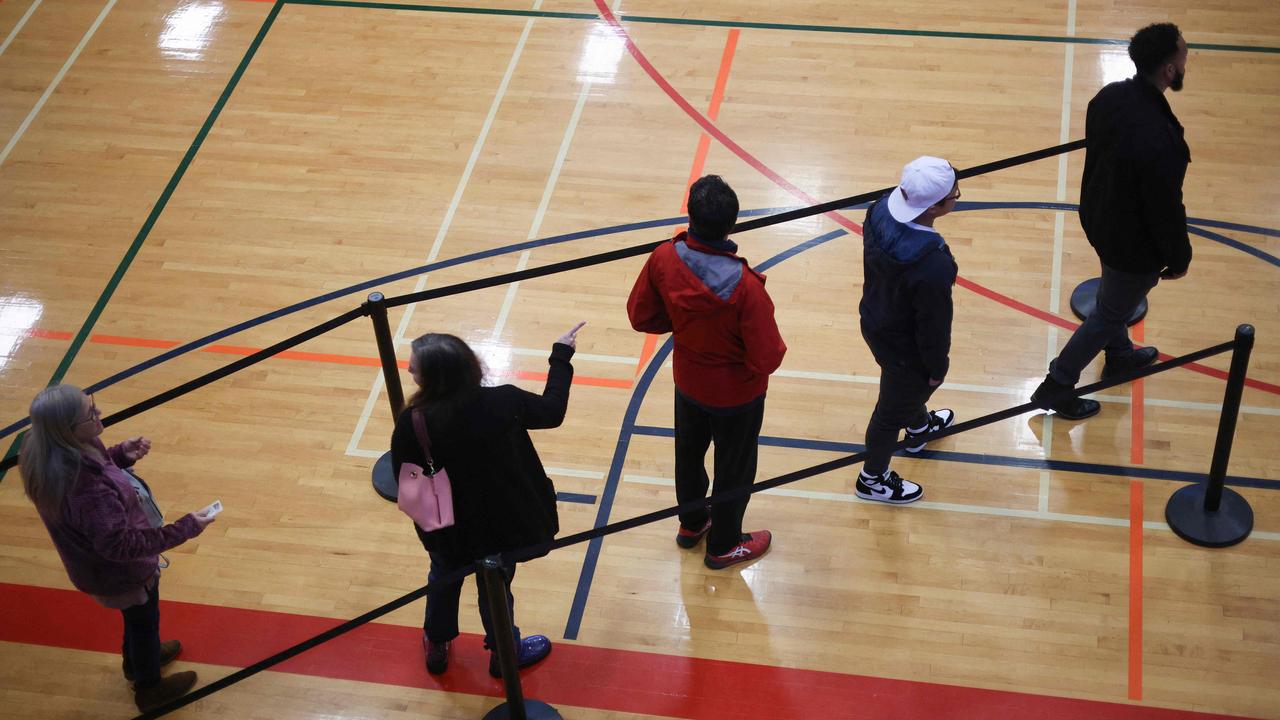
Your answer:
[627,232,786,408]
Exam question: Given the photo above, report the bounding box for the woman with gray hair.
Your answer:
[18,384,216,712]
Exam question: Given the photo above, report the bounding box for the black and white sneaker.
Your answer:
[855,470,923,505]
[904,408,954,453]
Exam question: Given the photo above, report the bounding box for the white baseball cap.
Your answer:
[886,156,956,223]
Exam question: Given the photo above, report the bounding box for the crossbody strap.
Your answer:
[410,409,438,474]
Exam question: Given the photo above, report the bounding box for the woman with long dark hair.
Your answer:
[18,384,216,711]
[391,322,583,678]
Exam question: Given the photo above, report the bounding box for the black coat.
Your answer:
[1079,77,1192,275]
[390,343,573,559]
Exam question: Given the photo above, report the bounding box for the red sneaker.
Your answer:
[675,518,712,549]
[704,530,772,569]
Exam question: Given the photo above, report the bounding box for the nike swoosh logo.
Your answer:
[869,484,892,498]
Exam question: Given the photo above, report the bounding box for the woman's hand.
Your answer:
[556,321,587,349]
[121,437,151,462]
[191,509,217,530]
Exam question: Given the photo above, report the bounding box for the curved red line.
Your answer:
[596,2,1280,397]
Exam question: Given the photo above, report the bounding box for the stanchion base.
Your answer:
[1069,277,1148,326]
[1165,483,1253,548]
[482,700,562,720]
[372,451,398,502]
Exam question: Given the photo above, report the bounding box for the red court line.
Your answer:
[592,2,1280,398]
[1132,320,1146,466]
[0,582,1250,720]
[1129,480,1145,701]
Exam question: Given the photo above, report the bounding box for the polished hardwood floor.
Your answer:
[1,0,1278,717]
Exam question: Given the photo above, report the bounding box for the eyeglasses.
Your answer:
[74,396,100,426]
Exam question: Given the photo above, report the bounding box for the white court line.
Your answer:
[0,0,43,56]
[1041,8,1077,515]
[490,55,595,341]
[544,466,605,480]
[0,0,115,167]
[344,1,544,457]
[621,474,1280,541]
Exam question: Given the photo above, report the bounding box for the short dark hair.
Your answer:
[1128,23,1182,76]
[686,175,739,241]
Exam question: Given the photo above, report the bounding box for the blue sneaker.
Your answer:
[488,635,552,678]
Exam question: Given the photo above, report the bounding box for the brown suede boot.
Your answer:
[124,639,183,682]
[134,671,198,712]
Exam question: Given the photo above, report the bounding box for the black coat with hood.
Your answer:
[858,197,958,382]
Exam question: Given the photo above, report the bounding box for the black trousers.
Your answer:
[418,537,518,651]
[864,363,939,476]
[1049,262,1160,386]
[121,578,161,687]
[673,391,765,556]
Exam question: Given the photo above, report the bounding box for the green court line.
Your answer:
[0,0,287,481]
[286,0,1280,54]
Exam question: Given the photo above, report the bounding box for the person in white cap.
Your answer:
[855,156,960,504]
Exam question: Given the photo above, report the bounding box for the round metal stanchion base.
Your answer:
[482,700,563,720]
[1069,277,1148,326]
[371,450,398,502]
[1165,483,1253,548]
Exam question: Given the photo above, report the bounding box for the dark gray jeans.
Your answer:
[1049,263,1160,387]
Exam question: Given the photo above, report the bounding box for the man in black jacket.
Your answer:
[856,156,959,505]
[1032,22,1192,420]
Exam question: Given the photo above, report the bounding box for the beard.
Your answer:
[1171,69,1185,92]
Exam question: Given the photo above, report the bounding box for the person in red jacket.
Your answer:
[627,174,786,570]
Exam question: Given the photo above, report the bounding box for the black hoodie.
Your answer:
[858,198,958,381]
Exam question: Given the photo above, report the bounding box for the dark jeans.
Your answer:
[1049,263,1160,386]
[673,391,766,556]
[864,363,939,476]
[424,551,517,650]
[121,578,161,687]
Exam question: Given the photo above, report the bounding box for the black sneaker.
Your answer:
[1030,375,1101,420]
[904,409,955,453]
[1102,346,1159,380]
[855,470,923,505]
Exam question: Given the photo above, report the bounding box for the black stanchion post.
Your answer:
[366,291,406,502]
[1069,277,1147,326]
[480,556,561,720]
[1165,324,1255,547]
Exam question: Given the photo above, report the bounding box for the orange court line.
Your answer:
[637,28,742,377]
[24,327,632,389]
[1131,320,1145,465]
[1128,479,1145,701]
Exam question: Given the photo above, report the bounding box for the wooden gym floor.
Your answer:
[0,0,1278,718]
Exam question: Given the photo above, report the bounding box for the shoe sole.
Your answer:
[704,542,772,570]
[855,488,924,505]
[1052,406,1101,421]
[904,413,955,454]
[675,533,707,549]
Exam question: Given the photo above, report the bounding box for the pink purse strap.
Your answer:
[410,409,438,473]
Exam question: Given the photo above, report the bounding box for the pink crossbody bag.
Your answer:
[397,409,455,532]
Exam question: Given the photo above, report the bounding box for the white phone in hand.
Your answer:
[200,500,223,518]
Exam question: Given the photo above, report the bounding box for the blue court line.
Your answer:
[2,202,1277,444]
[631,426,1280,491]
[959,201,1280,267]
[555,491,597,505]
[563,229,847,640]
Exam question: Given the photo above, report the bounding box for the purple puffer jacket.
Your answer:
[38,439,202,597]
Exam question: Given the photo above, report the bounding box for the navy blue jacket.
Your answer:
[859,198,958,381]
